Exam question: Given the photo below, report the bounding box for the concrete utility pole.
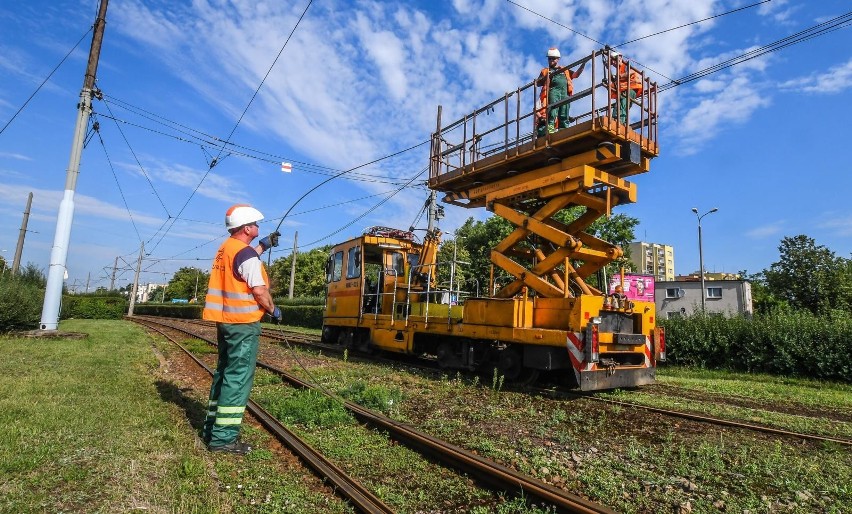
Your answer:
[127,242,143,316]
[109,256,119,290]
[12,192,32,275]
[288,231,298,299]
[85,272,91,293]
[426,190,438,233]
[40,0,109,330]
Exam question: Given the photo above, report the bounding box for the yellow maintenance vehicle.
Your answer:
[322,48,666,390]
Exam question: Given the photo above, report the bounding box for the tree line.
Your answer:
[145,215,850,318]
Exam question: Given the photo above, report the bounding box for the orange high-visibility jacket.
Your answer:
[535,68,574,126]
[610,61,643,99]
[202,237,269,323]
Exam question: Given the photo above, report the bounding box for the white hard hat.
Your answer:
[225,204,264,230]
[610,49,621,59]
[547,48,561,59]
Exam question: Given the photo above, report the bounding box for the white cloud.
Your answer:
[778,59,852,94]
[746,221,785,239]
[0,152,32,161]
[757,0,799,24]
[0,182,162,226]
[819,216,852,237]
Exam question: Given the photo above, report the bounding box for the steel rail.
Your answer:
[131,318,396,514]
[131,315,619,514]
[138,316,851,448]
[537,388,852,448]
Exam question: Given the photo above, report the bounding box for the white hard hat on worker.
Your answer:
[225,204,264,230]
[547,48,561,59]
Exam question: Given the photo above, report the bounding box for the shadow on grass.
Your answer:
[155,380,207,431]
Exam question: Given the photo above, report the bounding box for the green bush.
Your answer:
[660,310,852,382]
[61,295,127,320]
[275,296,325,306]
[280,305,324,328]
[132,304,202,319]
[0,279,44,332]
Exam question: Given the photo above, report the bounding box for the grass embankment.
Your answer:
[262,344,852,514]
[0,320,348,514]
[606,367,852,438]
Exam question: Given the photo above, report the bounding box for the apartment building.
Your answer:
[627,241,675,282]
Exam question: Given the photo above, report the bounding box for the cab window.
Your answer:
[331,251,344,282]
[346,246,361,279]
[390,252,405,277]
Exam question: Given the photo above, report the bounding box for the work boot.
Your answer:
[209,440,253,455]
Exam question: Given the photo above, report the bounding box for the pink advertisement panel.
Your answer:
[609,274,655,302]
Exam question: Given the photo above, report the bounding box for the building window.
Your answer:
[665,288,679,298]
[706,287,722,299]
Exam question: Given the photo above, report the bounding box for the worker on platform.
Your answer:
[201,204,281,454]
[536,47,586,136]
[608,50,643,124]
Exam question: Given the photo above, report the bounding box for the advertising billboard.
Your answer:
[609,274,655,302]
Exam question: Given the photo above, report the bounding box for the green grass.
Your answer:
[657,365,852,409]
[270,349,852,514]
[0,320,349,514]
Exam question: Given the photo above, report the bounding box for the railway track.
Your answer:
[133,317,395,514]
[132,315,619,514]
[137,316,852,448]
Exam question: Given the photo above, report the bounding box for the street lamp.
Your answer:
[691,207,718,313]
[194,269,200,301]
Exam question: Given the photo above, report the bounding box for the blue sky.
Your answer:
[1,0,850,291]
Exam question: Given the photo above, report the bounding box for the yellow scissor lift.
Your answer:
[321,48,665,390]
[427,47,664,389]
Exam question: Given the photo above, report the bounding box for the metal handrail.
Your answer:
[430,47,658,181]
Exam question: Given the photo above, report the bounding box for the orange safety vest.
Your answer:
[610,61,643,99]
[202,237,269,323]
[535,68,574,126]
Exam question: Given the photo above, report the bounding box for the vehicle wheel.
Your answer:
[498,347,539,385]
[321,326,338,344]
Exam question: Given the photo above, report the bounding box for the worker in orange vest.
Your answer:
[201,204,281,454]
[609,50,643,124]
[535,47,586,136]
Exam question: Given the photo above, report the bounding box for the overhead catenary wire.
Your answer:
[504,0,676,82]
[0,27,93,137]
[146,0,315,254]
[93,110,415,186]
[658,11,852,92]
[92,118,143,243]
[100,97,172,217]
[301,166,428,249]
[613,0,774,48]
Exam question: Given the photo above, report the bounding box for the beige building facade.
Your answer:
[627,242,675,281]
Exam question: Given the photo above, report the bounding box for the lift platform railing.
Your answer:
[429,47,658,182]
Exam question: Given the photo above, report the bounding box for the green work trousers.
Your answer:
[538,86,570,137]
[612,89,637,124]
[203,321,261,447]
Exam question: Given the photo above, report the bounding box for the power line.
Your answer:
[92,120,143,243]
[99,98,172,217]
[506,0,603,46]
[303,167,428,248]
[93,110,414,186]
[0,27,93,136]
[505,0,675,82]
[147,0,315,254]
[271,139,430,234]
[658,12,852,92]
[614,0,773,48]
